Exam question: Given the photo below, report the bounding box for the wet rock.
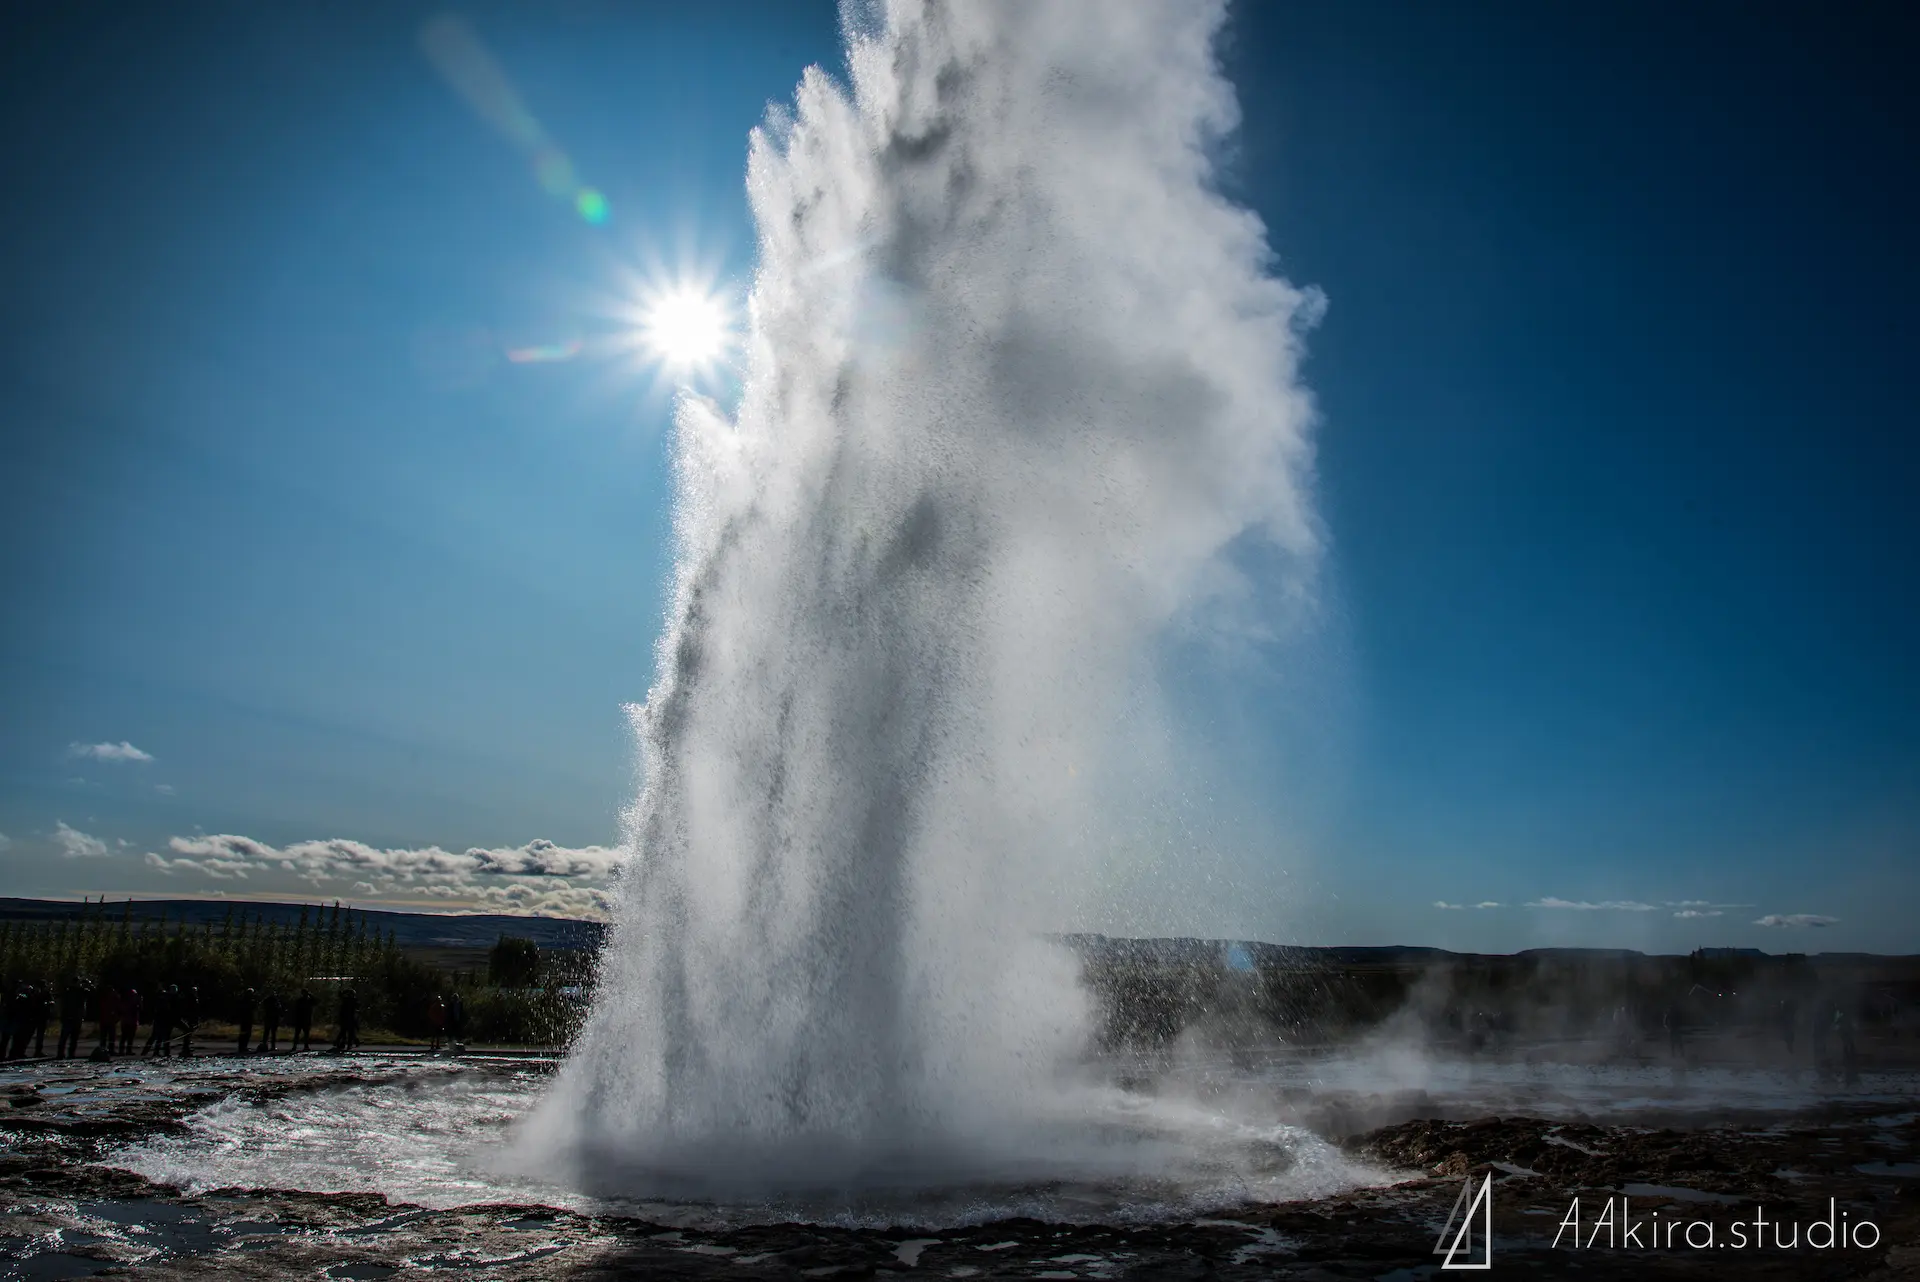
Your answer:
[4,1061,1916,1279]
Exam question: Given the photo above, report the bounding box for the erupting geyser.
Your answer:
[532,0,1325,1200]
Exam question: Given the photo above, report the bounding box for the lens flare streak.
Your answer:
[420,13,611,225]
[505,340,585,364]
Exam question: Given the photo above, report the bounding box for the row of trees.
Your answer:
[0,902,596,1046]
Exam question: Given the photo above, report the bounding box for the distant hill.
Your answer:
[0,897,605,951]
[1057,933,1915,966]
[4,901,1910,964]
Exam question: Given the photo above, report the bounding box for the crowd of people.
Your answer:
[0,976,468,1060]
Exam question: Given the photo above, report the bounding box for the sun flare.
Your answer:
[638,284,732,373]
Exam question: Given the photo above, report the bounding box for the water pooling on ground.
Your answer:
[9,1054,1916,1279]
[83,1053,1920,1229]
[100,1057,1375,1226]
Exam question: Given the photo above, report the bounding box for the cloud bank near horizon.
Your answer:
[141,832,621,918]
[10,822,1859,935]
[1431,896,1835,927]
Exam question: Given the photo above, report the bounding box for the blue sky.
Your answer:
[1,2,1913,951]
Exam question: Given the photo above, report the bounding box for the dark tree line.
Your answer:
[0,902,597,1046]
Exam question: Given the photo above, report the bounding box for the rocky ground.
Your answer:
[1,1060,1915,1280]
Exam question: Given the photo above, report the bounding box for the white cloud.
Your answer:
[1434,901,1465,910]
[155,784,176,796]
[53,821,109,859]
[1526,898,1660,912]
[1755,914,1838,928]
[1433,900,1501,911]
[145,850,252,879]
[464,882,612,918]
[1672,909,1722,919]
[144,831,623,919]
[1473,901,1502,909]
[68,740,153,763]
[468,838,624,879]
[0,832,10,851]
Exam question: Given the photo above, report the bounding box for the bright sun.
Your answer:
[639,284,731,372]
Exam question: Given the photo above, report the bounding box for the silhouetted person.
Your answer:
[1,984,24,1059]
[1811,1000,1833,1080]
[1610,1004,1636,1057]
[31,982,52,1058]
[97,985,121,1056]
[1836,1007,1859,1085]
[447,989,465,1049]
[119,987,141,1055]
[235,988,255,1057]
[290,988,315,1051]
[1466,1009,1490,1055]
[145,985,177,1057]
[10,982,33,1059]
[427,994,446,1052]
[177,986,201,1057]
[258,990,282,1053]
[1664,1001,1685,1060]
[333,987,360,1051]
[1778,998,1798,1055]
[13,982,37,1059]
[57,977,86,1058]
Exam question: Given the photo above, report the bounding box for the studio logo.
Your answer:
[1435,1171,1494,1270]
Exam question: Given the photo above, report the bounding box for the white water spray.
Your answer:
[533,0,1326,1202]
